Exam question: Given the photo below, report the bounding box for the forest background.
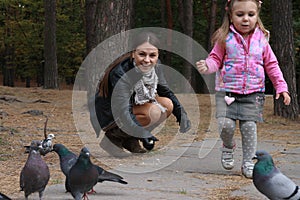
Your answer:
[0,0,299,118]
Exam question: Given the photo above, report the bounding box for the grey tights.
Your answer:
[218,118,257,163]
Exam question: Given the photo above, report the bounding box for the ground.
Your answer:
[0,85,299,198]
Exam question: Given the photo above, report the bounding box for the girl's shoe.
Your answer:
[220,145,235,170]
[241,162,254,178]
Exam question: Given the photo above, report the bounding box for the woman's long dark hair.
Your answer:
[98,52,131,98]
[97,32,160,98]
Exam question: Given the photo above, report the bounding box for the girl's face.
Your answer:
[231,1,258,37]
[132,42,159,73]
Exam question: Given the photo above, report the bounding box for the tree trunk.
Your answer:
[3,6,15,87]
[85,0,133,98]
[161,0,166,28]
[3,67,15,87]
[271,0,298,119]
[177,0,194,92]
[3,46,15,87]
[203,0,218,94]
[85,0,98,55]
[44,0,58,89]
[94,0,133,44]
[164,0,173,67]
[208,0,217,51]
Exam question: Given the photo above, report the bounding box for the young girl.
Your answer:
[196,0,290,178]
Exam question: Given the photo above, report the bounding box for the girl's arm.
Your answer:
[263,44,291,105]
[196,42,225,74]
[263,43,288,95]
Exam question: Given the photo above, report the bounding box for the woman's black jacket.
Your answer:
[89,58,187,138]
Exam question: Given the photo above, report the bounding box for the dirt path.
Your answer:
[0,86,299,199]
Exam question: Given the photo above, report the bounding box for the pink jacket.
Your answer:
[205,25,288,94]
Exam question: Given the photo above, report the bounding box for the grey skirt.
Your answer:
[215,91,265,122]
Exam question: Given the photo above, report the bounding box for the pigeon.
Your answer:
[0,192,11,200]
[23,133,55,156]
[39,116,55,155]
[52,144,128,193]
[20,141,50,200]
[52,144,78,192]
[39,133,55,155]
[24,116,55,156]
[253,150,300,200]
[68,147,99,200]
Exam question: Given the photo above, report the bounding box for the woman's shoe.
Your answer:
[122,138,147,153]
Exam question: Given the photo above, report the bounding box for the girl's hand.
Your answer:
[275,92,291,105]
[196,60,208,73]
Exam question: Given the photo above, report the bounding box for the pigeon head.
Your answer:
[29,140,43,152]
[31,140,42,147]
[47,134,55,140]
[30,149,40,155]
[74,147,92,168]
[253,150,273,162]
[24,140,42,153]
[253,150,275,175]
[52,144,69,155]
[80,147,90,158]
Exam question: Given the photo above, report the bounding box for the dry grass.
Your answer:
[0,86,299,198]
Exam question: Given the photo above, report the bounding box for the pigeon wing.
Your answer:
[259,170,298,200]
[97,166,127,184]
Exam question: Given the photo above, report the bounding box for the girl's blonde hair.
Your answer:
[211,0,269,47]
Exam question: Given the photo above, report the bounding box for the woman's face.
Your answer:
[231,1,258,37]
[132,42,159,73]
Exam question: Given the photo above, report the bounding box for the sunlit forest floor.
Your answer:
[0,85,299,198]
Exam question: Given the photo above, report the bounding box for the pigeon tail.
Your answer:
[97,167,128,184]
[283,185,299,200]
[98,177,128,184]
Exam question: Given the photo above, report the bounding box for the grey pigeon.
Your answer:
[20,141,50,200]
[52,143,78,192]
[68,147,99,200]
[0,192,11,200]
[52,144,128,193]
[253,150,300,200]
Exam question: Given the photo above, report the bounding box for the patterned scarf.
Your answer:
[133,63,166,112]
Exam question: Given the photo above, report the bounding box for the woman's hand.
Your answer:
[196,60,208,73]
[275,92,291,105]
[179,113,191,133]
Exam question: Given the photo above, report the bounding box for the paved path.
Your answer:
[11,138,300,200]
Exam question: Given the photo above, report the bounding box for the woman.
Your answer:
[90,32,191,156]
